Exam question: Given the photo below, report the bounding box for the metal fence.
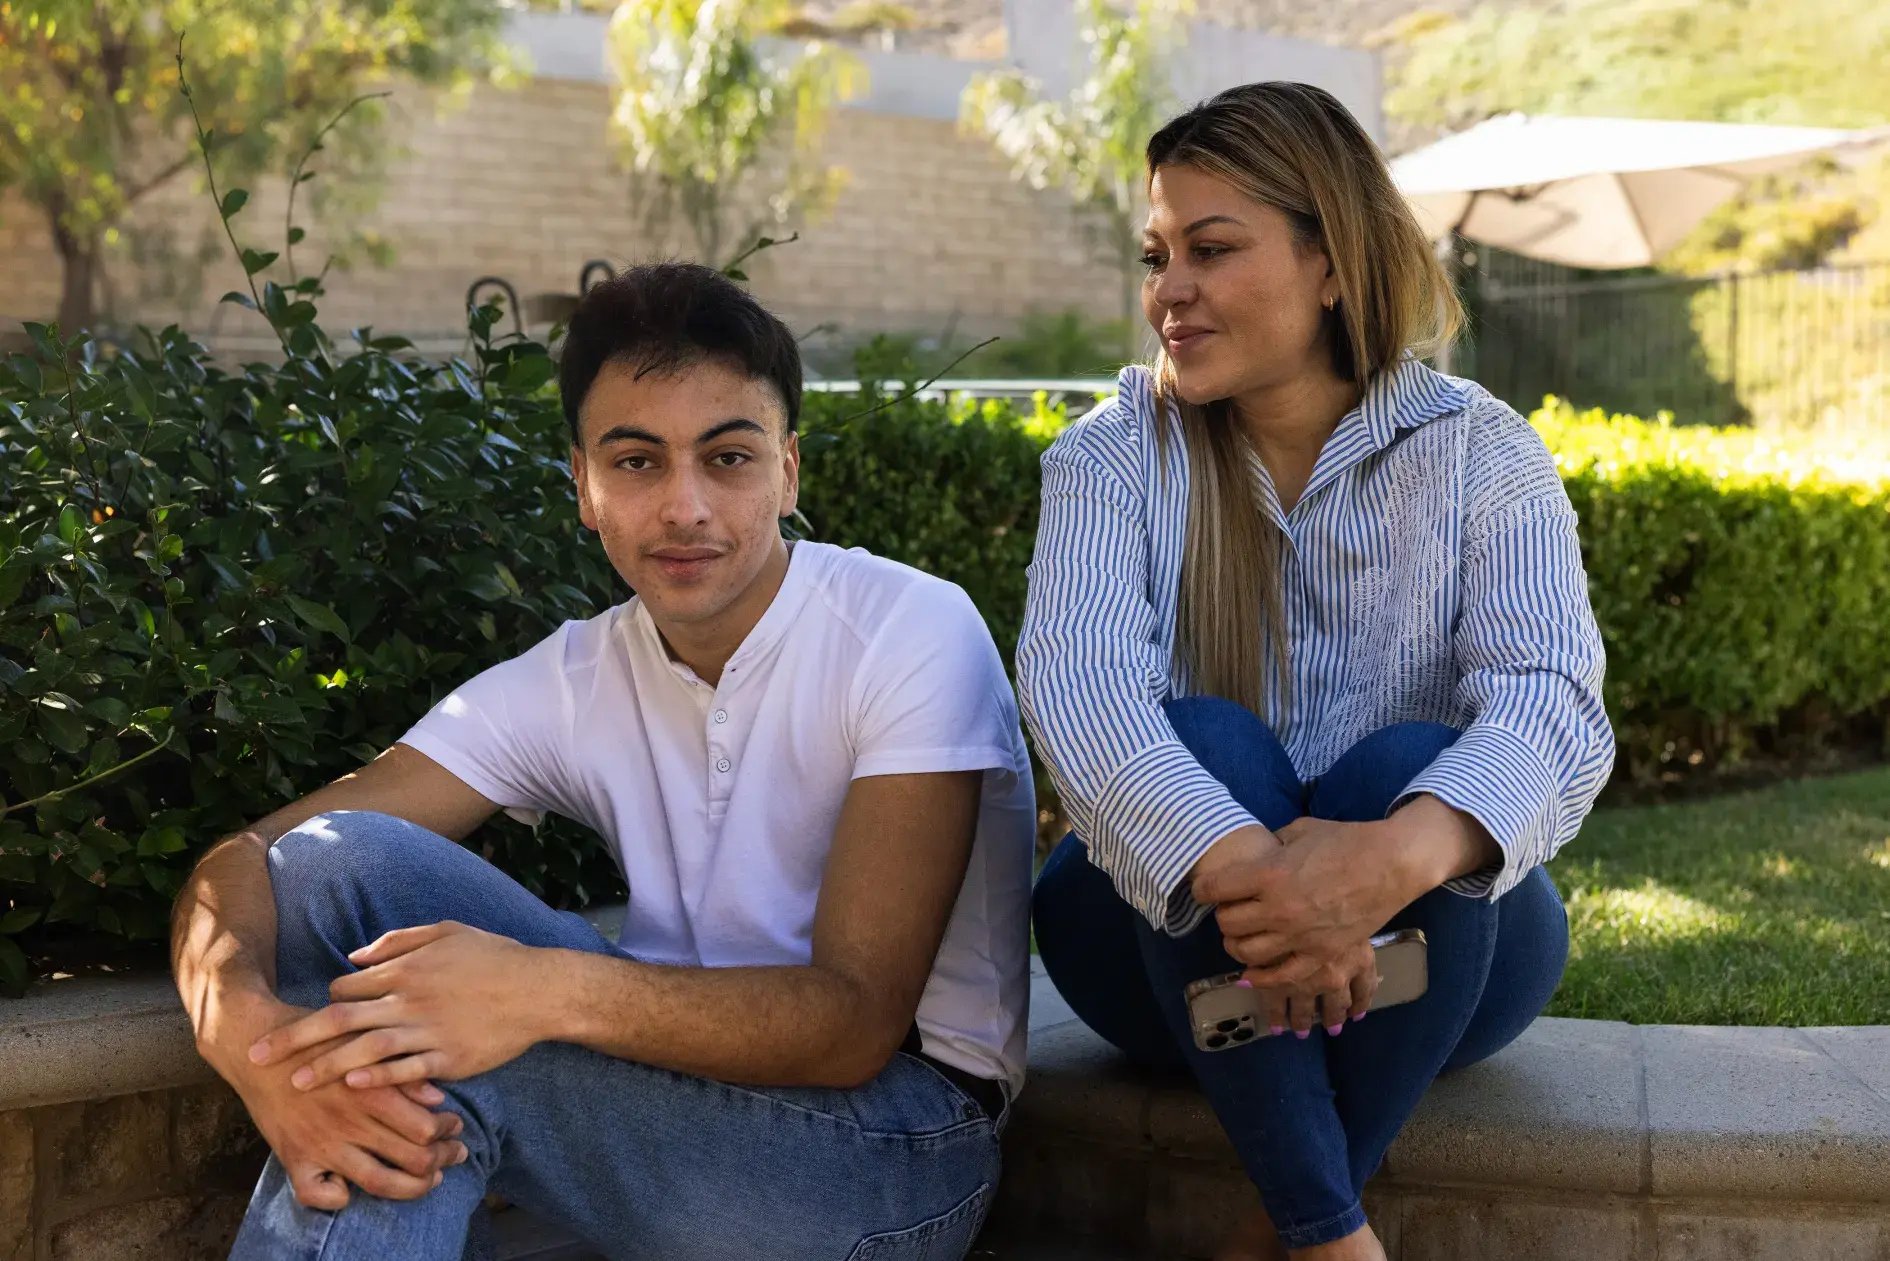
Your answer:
[1461,258,1890,431]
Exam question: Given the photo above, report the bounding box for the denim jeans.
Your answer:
[1032,697,1570,1249]
[230,811,1003,1261]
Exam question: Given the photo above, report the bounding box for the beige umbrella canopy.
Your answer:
[1391,113,1890,269]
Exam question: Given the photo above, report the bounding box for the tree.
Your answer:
[0,0,506,333]
[1386,0,1890,271]
[960,0,1195,359]
[607,0,866,271]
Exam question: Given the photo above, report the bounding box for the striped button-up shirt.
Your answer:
[1016,358,1616,935]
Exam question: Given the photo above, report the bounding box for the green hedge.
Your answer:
[1537,398,1890,776]
[798,385,1065,665]
[0,313,1074,992]
[5,305,1887,990]
[0,315,628,992]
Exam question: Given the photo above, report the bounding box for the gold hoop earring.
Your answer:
[1323,295,1337,312]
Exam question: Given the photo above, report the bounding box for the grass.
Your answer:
[1545,766,1890,1027]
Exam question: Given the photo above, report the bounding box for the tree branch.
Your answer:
[122,153,197,206]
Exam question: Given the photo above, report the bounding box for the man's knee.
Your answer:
[268,809,452,903]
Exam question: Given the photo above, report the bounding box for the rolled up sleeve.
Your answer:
[1395,457,1616,900]
[1016,429,1256,935]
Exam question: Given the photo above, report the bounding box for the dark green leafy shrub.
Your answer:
[0,309,628,993]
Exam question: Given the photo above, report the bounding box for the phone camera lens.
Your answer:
[1206,1033,1228,1049]
[1216,1019,1239,1033]
[1231,1027,1254,1042]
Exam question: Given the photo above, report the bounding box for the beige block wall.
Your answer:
[0,76,1130,358]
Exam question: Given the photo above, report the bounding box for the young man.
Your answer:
[170,262,1035,1260]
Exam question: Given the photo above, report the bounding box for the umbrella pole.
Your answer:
[1435,233,1459,375]
[1433,198,1477,376]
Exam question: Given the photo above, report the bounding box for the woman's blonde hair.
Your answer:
[1148,81,1464,718]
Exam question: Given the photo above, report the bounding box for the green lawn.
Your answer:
[1546,767,1890,1027]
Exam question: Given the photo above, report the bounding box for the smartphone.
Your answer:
[1182,928,1428,1053]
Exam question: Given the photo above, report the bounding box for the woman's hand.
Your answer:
[1194,817,1416,1000]
[1247,936,1378,1037]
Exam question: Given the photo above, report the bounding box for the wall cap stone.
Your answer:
[7,919,1885,1215]
[1019,1010,1890,1207]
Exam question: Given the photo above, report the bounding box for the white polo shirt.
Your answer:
[397,541,1035,1091]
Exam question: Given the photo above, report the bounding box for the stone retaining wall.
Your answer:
[1,1081,261,1261]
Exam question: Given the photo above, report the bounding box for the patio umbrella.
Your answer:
[1391,113,1890,269]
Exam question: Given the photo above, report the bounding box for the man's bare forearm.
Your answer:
[533,948,908,1090]
[170,826,293,1069]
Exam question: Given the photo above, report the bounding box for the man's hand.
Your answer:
[217,997,467,1210]
[248,921,545,1093]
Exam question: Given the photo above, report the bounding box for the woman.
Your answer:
[1017,83,1615,1261]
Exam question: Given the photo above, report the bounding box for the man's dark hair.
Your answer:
[558,261,804,443]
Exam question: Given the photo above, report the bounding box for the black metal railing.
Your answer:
[1460,258,1890,430]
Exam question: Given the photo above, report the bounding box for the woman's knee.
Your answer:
[1161,695,1296,795]
[1314,721,1459,821]
[1357,720,1458,775]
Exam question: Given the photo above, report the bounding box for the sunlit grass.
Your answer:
[1545,767,1890,1026]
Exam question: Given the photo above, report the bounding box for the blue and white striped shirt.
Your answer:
[1016,358,1616,936]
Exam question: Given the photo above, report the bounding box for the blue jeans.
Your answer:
[231,811,1002,1261]
[1032,698,1569,1250]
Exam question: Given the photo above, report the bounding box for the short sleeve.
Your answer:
[396,627,577,826]
[848,581,1025,784]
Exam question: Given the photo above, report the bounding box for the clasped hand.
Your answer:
[249,920,543,1092]
[1190,818,1411,1037]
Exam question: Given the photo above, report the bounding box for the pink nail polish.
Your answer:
[1326,1024,1343,1037]
[1352,1011,1368,1023]
[1294,1029,1310,1040]
[1234,979,1253,989]
[1269,1025,1285,1036]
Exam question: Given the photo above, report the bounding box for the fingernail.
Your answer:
[291,1067,314,1090]
[345,1069,369,1087]
[1352,1011,1368,1023]
[248,1041,269,1064]
[1234,979,1253,989]
[1326,1024,1344,1037]
[1269,1025,1285,1036]
[432,1170,443,1188]
[1294,1029,1310,1040]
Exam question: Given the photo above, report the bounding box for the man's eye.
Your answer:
[617,455,652,471]
[712,451,752,467]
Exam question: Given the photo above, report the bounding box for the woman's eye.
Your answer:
[1194,244,1227,260]
[1140,253,1166,271]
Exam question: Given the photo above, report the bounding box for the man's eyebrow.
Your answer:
[696,418,768,444]
[594,424,663,446]
[590,418,770,448]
